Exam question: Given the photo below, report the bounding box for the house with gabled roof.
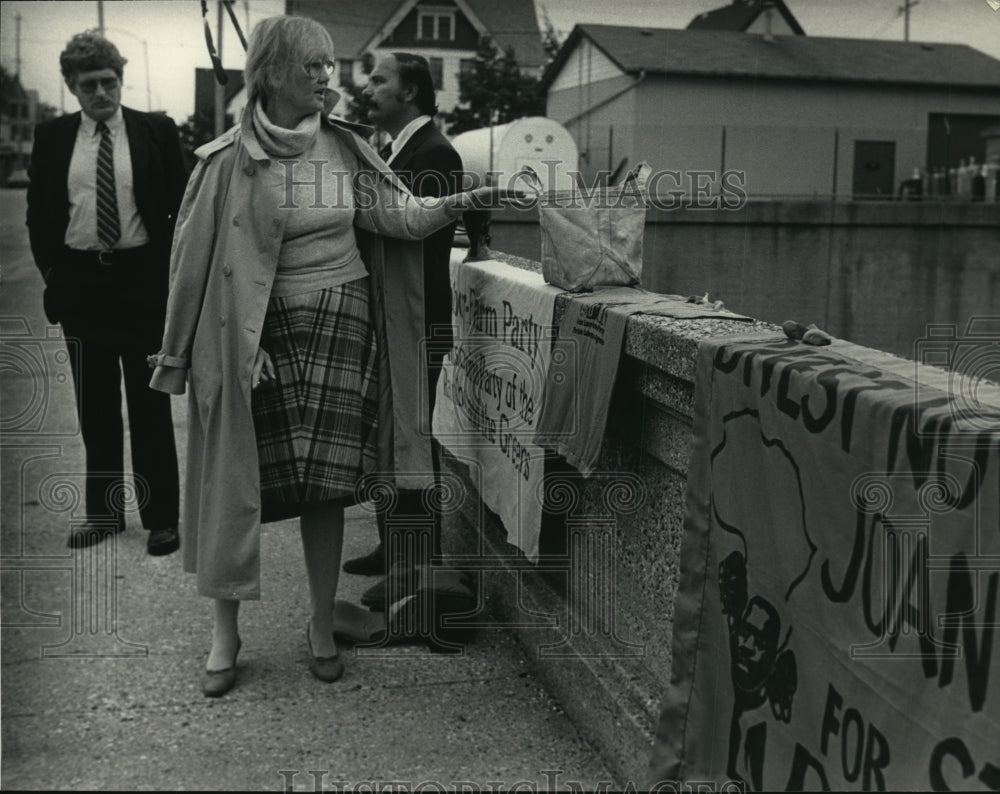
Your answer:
[1,70,55,182]
[542,24,1000,198]
[287,0,544,119]
[687,0,805,36]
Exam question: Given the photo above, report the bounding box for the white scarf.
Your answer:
[251,99,320,158]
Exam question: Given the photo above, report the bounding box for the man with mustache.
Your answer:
[344,53,463,612]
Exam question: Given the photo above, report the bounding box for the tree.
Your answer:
[539,7,563,64]
[341,82,374,126]
[341,53,376,126]
[444,36,544,136]
[0,66,25,117]
[177,111,216,166]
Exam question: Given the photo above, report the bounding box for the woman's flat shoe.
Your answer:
[306,623,344,683]
[202,637,241,697]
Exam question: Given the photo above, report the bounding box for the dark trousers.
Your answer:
[376,351,446,567]
[48,247,179,530]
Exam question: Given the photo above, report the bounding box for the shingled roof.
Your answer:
[467,0,545,66]
[287,0,544,67]
[542,25,1000,91]
[287,0,400,62]
[687,0,804,35]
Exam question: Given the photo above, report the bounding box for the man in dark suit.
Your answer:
[26,31,186,555]
[347,53,463,608]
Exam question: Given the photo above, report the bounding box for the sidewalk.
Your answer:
[1,500,615,791]
[0,186,614,791]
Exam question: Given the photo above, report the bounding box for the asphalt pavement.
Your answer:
[0,187,615,791]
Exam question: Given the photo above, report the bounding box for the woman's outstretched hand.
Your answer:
[450,186,528,212]
[252,347,275,389]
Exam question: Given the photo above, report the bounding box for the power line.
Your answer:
[869,9,899,39]
[870,0,920,41]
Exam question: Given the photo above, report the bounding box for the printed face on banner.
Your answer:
[656,338,1000,792]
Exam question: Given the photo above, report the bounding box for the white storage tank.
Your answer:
[450,117,579,192]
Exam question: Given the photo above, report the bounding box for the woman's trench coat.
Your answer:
[149,109,457,599]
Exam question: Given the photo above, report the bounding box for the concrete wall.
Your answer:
[439,253,775,782]
[485,200,1000,359]
[437,248,997,784]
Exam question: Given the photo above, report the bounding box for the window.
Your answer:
[429,57,443,90]
[338,58,354,87]
[438,14,452,41]
[417,7,456,41]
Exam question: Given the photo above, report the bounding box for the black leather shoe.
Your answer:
[147,527,180,556]
[360,564,419,611]
[306,623,344,683]
[67,519,125,550]
[342,545,386,576]
[203,637,241,698]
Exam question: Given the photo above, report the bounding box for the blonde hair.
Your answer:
[244,15,333,104]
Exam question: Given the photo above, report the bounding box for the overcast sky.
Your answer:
[1,0,998,123]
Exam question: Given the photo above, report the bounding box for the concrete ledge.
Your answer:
[484,201,1000,361]
[493,198,1000,227]
[440,248,998,783]
[439,251,778,783]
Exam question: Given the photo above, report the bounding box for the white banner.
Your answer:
[432,254,561,561]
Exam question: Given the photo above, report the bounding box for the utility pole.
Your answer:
[142,39,152,111]
[98,1,105,35]
[902,0,919,42]
[15,13,23,161]
[214,0,226,136]
[15,12,21,75]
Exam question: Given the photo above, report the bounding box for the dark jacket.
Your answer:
[388,120,463,347]
[25,106,188,339]
[26,106,188,275]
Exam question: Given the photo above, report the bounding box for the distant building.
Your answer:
[983,124,1000,165]
[542,25,1000,198]
[286,0,544,119]
[1,70,56,183]
[687,0,805,36]
[191,67,246,136]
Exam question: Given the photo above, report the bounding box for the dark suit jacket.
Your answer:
[26,107,188,337]
[387,120,463,350]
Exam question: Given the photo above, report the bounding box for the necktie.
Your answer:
[379,141,393,162]
[96,121,121,249]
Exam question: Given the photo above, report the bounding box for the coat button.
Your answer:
[220,315,227,326]
[232,217,241,227]
[222,265,232,277]
[244,165,255,176]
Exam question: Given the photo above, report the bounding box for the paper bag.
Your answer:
[522,163,650,292]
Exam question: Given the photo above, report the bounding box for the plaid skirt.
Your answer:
[252,279,378,521]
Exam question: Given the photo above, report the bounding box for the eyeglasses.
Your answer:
[301,59,335,80]
[76,77,120,94]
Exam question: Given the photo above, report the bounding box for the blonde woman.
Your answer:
[150,15,509,696]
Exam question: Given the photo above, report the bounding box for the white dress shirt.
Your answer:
[383,115,432,166]
[65,107,150,250]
